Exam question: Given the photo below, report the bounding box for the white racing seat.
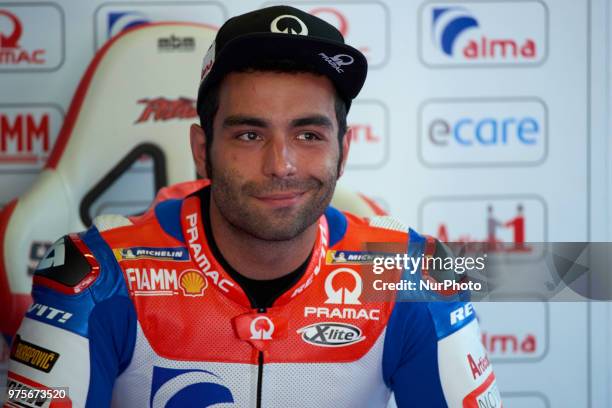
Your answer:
[0,22,386,339]
[0,22,217,337]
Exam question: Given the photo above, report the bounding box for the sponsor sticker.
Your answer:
[419,1,548,66]
[0,104,63,173]
[326,250,385,265]
[157,34,195,52]
[10,335,60,373]
[297,322,365,347]
[419,196,546,256]
[114,246,189,261]
[462,372,502,408]
[125,267,207,297]
[0,5,64,71]
[477,302,548,362]
[419,98,547,167]
[26,303,72,324]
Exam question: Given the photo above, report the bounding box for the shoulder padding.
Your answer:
[368,215,407,232]
[34,234,96,291]
[93,214,133,232]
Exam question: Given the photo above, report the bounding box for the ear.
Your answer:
[190,123,208,179]
[337,126,353,178]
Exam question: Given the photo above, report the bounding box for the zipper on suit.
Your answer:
[256,307,265,408]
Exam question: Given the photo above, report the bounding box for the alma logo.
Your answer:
[481,332,537,355]
[420,1,548,66]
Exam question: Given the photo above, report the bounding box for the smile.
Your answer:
[253,191,307,208]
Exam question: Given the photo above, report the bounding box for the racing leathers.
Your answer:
[6,183,501,408]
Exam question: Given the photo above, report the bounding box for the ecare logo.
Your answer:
[94,3,226,49]
[150,366,234,407]
[264,2,389,67]
[0,5,64,71]
[476,302,548,362]
[419,98,547,167]
[419,1,548,66]
[324,268,362,305]
[419,197,546,255]
[346,100,388,169]
[0,105,63,172]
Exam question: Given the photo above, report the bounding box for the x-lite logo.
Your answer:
[297,322,363,347]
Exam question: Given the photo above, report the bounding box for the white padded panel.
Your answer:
[2,23,216,297]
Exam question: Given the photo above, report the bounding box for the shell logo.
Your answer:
[179,269,207,297]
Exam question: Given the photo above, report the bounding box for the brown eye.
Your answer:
[237,132,261,141]
[297,132,320,141]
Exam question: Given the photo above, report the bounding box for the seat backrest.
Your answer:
[0,22,217,336]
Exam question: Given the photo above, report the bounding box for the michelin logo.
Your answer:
[116,246,189,261]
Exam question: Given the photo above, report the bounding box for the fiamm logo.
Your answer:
[420,1,548,66]
[0,105,63,173]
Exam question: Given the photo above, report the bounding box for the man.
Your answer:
[6,6,501,407]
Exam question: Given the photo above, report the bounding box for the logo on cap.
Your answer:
[250,316,275,340]
[319,53,354,73]
[270,14,308,35]
[324,268,362,305]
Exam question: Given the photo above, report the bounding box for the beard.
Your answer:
[210,166,338,241]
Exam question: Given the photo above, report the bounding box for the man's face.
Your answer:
[198,71,349,241]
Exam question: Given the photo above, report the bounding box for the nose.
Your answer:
[262,135,297,178]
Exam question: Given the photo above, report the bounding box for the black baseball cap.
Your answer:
[196,5,368,114]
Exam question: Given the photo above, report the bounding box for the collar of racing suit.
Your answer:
[197,186,311,309]
[179,185,331,309]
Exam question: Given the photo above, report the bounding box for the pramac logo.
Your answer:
[0,10,21,49]
[179,269,207,297]
[324,268,362,305]
[249,316,275,340]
